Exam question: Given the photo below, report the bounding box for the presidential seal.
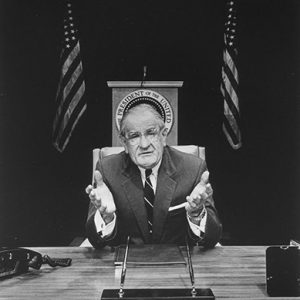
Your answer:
[115,89,174,133]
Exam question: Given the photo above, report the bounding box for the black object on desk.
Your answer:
[0,247,72,279]
[266,245,300,297]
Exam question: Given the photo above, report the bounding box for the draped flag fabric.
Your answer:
[220,1,242,149]
[52,1,86,152]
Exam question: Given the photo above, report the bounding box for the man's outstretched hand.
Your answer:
[185,171,213,218]
[85,170,116,224]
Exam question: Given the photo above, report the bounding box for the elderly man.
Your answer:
[85,103,222,248]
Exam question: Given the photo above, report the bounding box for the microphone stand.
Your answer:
[118,236,130,298]
[101,237,215,299]
[186,238,197,297]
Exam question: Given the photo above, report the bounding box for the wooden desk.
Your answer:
[0,246,299,299]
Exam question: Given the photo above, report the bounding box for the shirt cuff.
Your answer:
[94,210,116,237]
[187,207,207,237]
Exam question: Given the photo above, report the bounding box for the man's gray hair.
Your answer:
[119,103,165,137]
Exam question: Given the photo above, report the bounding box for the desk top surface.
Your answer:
[0,246,298,300]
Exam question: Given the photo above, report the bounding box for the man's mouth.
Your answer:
[139,151,153,156]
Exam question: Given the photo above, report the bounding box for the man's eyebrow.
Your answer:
[127,127,157,134]
[146,126,158,130]
[127,130,138,133]
[127,131,139,136]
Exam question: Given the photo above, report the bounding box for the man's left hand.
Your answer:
[185,171,213,217]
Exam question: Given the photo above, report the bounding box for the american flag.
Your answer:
[52,1,86,152]
[220,0,242,149]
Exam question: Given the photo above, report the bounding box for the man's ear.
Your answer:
[161,127,168,146]
[119,135,129,153]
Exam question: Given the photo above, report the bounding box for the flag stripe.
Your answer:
[54,49,82,117]
[224,105,241,137]
[54,80,85,148]
[53,61,83,129]
[54,44,81,106]
[62,42,81,75]
[223,120,240,149]
[223,116,241,148]
[221,70,239,112]
[55,87,86,151]
[221,82,242,147]
[221,81,241,128]
[222,62,239,98]
[61,46,81,89]
[53,71,84,141]
[57,102,87,152]
[224,47,239,83]
[223,116,238,143]
[223,113,239,142]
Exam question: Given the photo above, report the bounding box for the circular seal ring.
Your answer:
[124,96,166,122]
[115,89,173,133]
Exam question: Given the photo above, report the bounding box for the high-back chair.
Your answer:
[78,145,205,247]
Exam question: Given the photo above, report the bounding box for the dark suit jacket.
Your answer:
[86,146,222,248]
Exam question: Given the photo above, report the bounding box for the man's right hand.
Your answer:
[185,170,211,218]
[85,170,116,224]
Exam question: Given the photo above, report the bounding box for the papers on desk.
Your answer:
[114,244,186,266]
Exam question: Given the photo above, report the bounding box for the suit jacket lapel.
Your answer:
[121,157,151,242]
[152,147,177,242]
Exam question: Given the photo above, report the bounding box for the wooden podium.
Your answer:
[107,81,183,146]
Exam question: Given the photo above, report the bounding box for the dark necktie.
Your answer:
[144,169,155,233]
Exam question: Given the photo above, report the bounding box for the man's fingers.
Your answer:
[90,194,102,208]
[186,173,211,216]
[87,170,116,216]
[98,203,107,214]
[186,196,194,207]
[199,192,208,200]
[200,170,209,185]
[85,185,93,194]
[186,195,200,207]
[206,183,213,196]
[185,197,194,212]
[185,200,193,213]
[88,190,101,207]
[90,190,95,198]
[185,196,204,216]
[94,170,104,187]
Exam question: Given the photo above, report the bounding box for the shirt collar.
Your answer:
[138,159,162,180]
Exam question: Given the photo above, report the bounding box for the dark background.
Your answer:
[0,0,299,246]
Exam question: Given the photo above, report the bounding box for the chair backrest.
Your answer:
[92,145,205,182]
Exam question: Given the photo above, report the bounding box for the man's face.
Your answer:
[121,110,167,169]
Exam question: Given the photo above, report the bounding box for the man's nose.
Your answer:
[139,134,151,148]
